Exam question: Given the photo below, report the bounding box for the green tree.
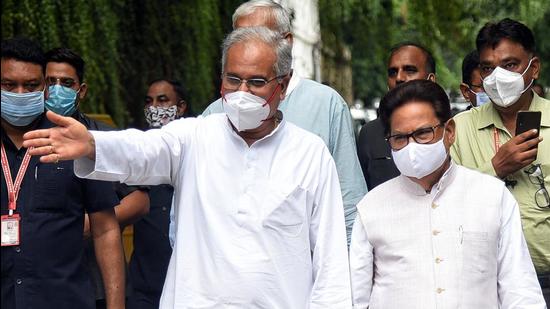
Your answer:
[2,0,244,127]
[319,0,550,105]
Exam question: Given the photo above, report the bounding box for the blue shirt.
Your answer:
[201,77,367,242]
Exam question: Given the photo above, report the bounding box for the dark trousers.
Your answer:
[540,275,549,307]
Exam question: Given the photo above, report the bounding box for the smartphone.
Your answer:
[516,111,541,137]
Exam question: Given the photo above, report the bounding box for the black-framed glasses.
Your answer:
[222,74,286,91]
[524,164,550,209]
[386,124,443,151]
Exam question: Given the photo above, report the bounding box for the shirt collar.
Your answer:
[1,114,47,149]
[285,73,301,97]
[476,90,550,130]
[397,159,457,197]
[224,116,287,147]
[475,102,505,131]
[532,92,550,127]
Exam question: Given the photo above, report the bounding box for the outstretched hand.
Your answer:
[22,111,96,163]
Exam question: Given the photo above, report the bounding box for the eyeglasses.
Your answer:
[46,77,77,88]
[222,74,286,91]
[468,83,483,93]
[524,164,550,209]
[386,124,443,151]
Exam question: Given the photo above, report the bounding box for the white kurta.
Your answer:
[349,162,545,309]
[75,114,352,308]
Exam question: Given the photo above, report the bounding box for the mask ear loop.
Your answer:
[517,57,536,94]
[263,82,281,107]
[259,83,282,124]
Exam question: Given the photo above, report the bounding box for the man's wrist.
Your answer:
[491,157,506,179]
[87,132,96,160]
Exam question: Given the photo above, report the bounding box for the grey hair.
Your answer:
[221,26,292,77]
[232,0,291,34]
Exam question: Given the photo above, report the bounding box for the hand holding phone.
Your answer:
[516,111,541,136]
[492,111,543,178]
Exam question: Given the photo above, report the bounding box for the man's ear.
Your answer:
[75,83,88,109]
[284,32,293,46]
[427,73,436,83]
[445,118,456,146]
[177,100,188,117]
[530,56,540,79]
[459,83,472,103]
[279,75,291,100]
[44,84,49,101]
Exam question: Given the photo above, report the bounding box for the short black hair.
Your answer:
[1,37,46,72]
[476,18,536,55]
[389,41,436,74]
[148,79,194,117]
[379,79,451,135]
[45,47,86,83]
[461,50,480,85]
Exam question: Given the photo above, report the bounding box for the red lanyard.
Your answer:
[1,143,33,216]
[493,127,500,153]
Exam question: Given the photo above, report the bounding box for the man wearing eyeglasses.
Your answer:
[44,47,151,309]
[357,42,436,191]
[450,18,550,304]
[349,80,545,309]
[202,0,366,244]
[459,50,490,109]
[22,27,352,308]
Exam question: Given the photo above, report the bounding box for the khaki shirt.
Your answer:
[451,92,550,274]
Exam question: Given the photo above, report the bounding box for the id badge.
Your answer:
[1,214,20,246]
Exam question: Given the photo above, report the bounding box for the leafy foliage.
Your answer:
[319,0,550,105]
[3,0,548,127]
[2,0,243,127]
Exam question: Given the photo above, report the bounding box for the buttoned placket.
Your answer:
[430,187,447,305]
[236,144,262,228]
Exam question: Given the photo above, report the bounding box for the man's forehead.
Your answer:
[148,81,176,97]
[389,46,427,67]
[1,58,43,79]
[46,61,77,76]
[479,38,530,63]
[225,40,276,75]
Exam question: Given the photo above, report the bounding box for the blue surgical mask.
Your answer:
[475,91,490,107]
[1,89,45,127]
[45,84,78,116]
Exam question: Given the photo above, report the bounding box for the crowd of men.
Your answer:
[1,0,548,308]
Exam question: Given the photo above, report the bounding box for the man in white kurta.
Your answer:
[22,27,352,309]
[349,79,545,309]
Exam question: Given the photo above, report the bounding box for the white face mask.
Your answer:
[482,58,534,107]
[222,91,270,131]
[391,131,448,179]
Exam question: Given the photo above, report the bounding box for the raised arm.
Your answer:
[24,111,190,186]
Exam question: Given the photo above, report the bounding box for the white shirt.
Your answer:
[349,162,545,309]
[75,114,352,309]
